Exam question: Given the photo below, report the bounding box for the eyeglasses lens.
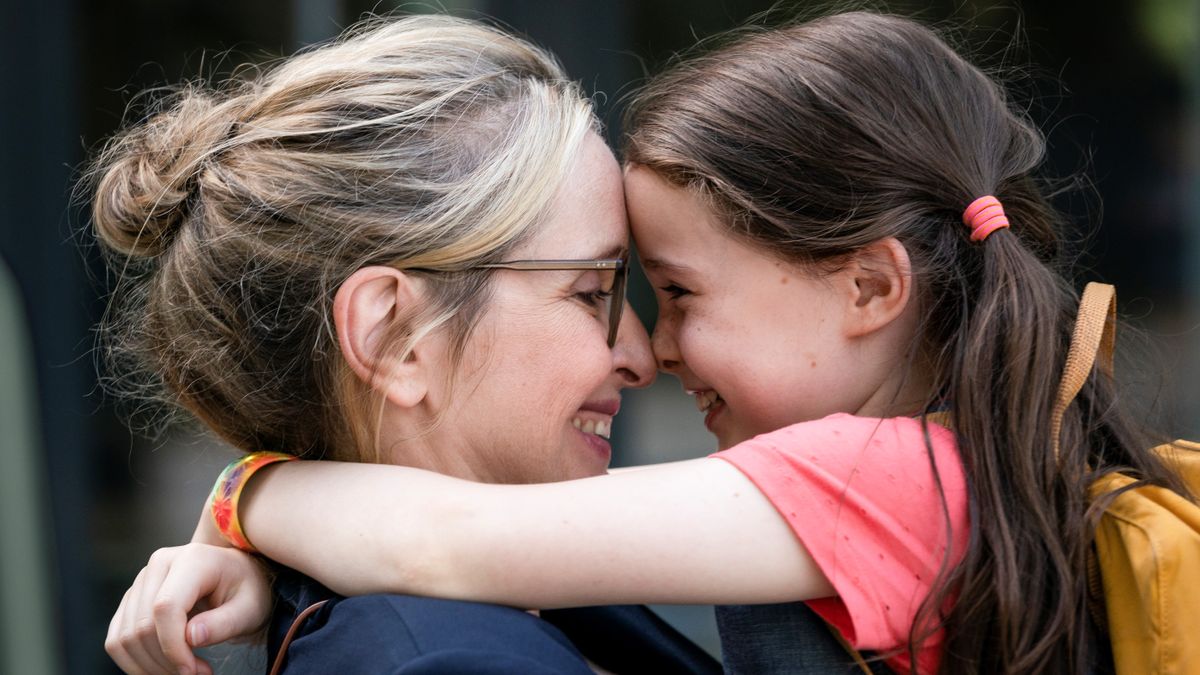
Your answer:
[606,262,628,348]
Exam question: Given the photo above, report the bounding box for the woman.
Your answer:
[96,15,721,675]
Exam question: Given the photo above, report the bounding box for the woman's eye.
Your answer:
[575,288,613,308]
[659,283,691,300]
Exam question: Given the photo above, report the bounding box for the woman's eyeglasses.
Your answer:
[413,258,628,347]
[476,259,627,347]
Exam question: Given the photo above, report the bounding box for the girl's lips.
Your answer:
[690,390,720,413]
[687,389,722,414]
[703,397,726,432]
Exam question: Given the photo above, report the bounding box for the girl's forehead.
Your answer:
[625,168,747,265]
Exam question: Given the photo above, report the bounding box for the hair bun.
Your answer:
[91,90,235,258]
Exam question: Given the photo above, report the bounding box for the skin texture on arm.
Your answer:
[239,458,834,608]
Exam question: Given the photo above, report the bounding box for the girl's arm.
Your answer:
[236,458,834,607]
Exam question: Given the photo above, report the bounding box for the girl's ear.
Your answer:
[333,266,432,409]
[840,237,913,338]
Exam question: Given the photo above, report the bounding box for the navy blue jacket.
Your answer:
[268,568,721,674]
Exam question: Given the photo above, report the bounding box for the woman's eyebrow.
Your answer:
[562,245,625,262]
[597,244,628,259]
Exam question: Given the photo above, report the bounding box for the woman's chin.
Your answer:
[573,427,613,471]
[576,425,614,461]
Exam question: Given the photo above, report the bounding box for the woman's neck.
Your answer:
[370,415,497,482]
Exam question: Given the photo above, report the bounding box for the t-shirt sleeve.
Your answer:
[712,413,968,657]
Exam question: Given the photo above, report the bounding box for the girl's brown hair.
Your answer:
[625,11,1185,673]
[88,15,595,462]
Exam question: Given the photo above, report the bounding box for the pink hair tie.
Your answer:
[962,195,1010,242]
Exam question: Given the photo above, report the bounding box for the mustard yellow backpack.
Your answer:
[1062,283,1200,674]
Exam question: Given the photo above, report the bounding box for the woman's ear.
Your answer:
[840,237,913,339]
[333,266,432,409]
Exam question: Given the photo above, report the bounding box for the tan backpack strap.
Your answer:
[268,599,329,675]
[1050,283,1116,460]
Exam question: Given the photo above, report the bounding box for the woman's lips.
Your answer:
[579,399,620,416]
[577,428,612,462]
[573,398,619,440]
[572,416,611,439]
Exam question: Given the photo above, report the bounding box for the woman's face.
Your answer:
[626,166,867,451]
[423,133,655,483]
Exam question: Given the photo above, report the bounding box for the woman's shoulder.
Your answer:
[269,573,721,674]
[269,571,592,674]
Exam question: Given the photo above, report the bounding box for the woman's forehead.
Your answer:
[516,133,628,258]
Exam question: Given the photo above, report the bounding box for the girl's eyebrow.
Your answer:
[639,257,689,274]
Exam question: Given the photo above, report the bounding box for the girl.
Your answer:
[113,10,1189,675]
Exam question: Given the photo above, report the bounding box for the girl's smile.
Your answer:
[625,166,854,449]
[626,165,926,449]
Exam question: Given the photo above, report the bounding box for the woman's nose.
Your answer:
[650,312,682,373]
[612,304,655,389]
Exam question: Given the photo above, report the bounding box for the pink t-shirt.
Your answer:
[712,413,969,675]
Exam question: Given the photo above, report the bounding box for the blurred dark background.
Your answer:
[1,0,1197,672]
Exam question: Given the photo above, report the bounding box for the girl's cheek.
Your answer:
[678,324,710,368]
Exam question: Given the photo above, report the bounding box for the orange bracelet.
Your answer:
[209,451,297,552]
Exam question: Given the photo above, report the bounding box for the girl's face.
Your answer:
[626,167,877,450]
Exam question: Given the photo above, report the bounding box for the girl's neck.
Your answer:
[854,355,936,419]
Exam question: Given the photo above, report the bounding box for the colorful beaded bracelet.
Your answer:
[209,451,297,553]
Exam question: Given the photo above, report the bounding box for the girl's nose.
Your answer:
[650,313,682,373]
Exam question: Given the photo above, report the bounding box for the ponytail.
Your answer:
[626,11,1189,673]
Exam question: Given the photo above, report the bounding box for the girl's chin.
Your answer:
[713,431,738,452]
[705,402,750,450]
[712,424,755,452]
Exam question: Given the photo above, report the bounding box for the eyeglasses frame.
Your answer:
[419,258,628,348]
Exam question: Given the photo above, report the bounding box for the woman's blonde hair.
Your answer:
[89,14,596,461]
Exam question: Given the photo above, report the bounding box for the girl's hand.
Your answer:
[105,543,272,675]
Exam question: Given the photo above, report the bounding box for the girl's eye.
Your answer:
[659,283,691,300]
